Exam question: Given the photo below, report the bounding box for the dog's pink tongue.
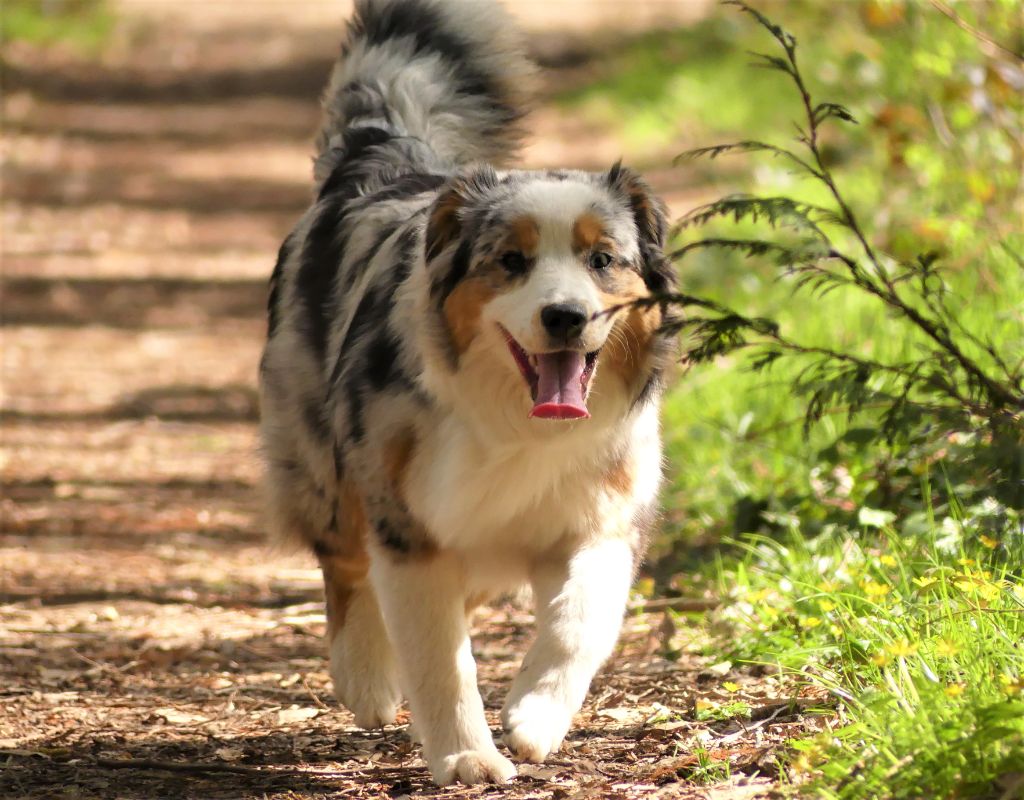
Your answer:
[530,351,589,420]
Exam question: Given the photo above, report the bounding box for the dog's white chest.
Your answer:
[402,414,602,552]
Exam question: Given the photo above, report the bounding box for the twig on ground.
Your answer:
[302,676,330,710]
[71,649,140,675]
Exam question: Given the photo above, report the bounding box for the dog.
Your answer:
[259,0,676,785]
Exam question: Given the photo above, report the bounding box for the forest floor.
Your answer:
[1,3,823,798]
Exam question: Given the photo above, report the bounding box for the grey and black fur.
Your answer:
[262,0,529,549]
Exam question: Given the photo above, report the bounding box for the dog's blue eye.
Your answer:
[501,251,527,273]
[590,252,613,270]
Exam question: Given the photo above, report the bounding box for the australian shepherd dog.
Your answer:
[259,0,677,785]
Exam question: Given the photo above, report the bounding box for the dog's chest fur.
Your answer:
[402,398,662,559]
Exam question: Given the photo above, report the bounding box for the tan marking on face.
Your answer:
[443,277,495,355]
[572,212,607,254]
[507,216,540,256]
[320,479,370,639]
[600,271,663,390]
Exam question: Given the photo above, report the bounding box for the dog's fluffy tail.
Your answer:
[313,0,533,188]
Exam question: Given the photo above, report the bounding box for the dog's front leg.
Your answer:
[370,549,516,786]
[502,537,634,762]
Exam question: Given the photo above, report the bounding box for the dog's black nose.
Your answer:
[541,303,587,341]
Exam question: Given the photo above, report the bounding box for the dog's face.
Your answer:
[425,165,675,422]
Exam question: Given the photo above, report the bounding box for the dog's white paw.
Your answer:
[431,748,517,785]
[332,667,400,728]
[502,693,572,763]
[344,687,401,729]
[329,638,401,729]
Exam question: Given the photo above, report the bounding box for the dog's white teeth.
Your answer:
[528,355,538,369]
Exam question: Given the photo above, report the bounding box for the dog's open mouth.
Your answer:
[503,330,598,420]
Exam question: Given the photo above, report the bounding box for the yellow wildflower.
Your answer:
[800,617,823,629]
[934,639,960,658]
[818,600,836,612]
[744,588,771,603]
[979,535,999,550]
[791,752,817,775]
[912,576,939,590]
[1000,675,1022,696]
[722,681,740,693]
[870,653,890,667]
[957,558,975,567]
[863,581,891,598]
[953,576,975,592]
[829,624,843,637]
[880,555,898,567]
[818,580,841,592]
[886,639,919,658]
[944,683,965,698]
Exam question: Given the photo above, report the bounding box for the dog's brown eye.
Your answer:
[500,251,527,274]
[590,252,613,270]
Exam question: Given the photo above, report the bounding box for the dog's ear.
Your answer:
[606,162,675,292]
[425,168,499,262]
[424,183,466,263]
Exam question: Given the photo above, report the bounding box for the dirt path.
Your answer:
[2,4,810,798]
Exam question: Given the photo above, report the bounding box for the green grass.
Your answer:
[569,2,1024,797]
[710,506,1024,798]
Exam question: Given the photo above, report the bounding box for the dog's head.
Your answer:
[424,165,676,423]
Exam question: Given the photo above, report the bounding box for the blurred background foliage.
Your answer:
[3,0,114,54]
[551,0,1023,563]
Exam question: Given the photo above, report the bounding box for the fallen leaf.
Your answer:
[154,707,209,725]
[276,706,320,724]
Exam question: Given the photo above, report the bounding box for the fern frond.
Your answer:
[675,140,821,176]
[676,195,840,238]
[813,102,858,125]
